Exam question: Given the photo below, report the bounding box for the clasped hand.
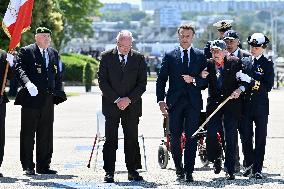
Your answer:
[116,97,131,110]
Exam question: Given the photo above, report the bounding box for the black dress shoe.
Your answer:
[213,158,222,174]
[176,167,184,181]
[104,172,114,183]
[128,170,143,181]
[25,168,35,175]
[0,173,3,177]
[226,173,235,180]
[251,172,263,179]
[185,173,194,182]
[36,169,57,174]
[243,164,253,177]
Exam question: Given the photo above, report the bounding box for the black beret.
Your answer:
[36,27,52,34]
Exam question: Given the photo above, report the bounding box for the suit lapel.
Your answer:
[174,48,182,65]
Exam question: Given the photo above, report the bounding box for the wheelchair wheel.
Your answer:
[158,145,169,169]
[199,151,209,166]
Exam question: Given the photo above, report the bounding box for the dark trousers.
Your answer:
[241,112,268,173]
[169,96,200,174]
[20,95,54,170]
[206,107,238,174]
[0,103,6,166]
[103,111,141,173]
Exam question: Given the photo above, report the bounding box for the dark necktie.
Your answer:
[119,54,126,68]
[183,49,189,65]
[42,49,47,68]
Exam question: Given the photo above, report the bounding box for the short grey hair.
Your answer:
[116,30,134,42]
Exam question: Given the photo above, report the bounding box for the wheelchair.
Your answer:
[157,111,210,169]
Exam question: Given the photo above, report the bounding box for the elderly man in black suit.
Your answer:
[0,50,14,177]
[156,24,207,182]
[14,27,66,175]
[97,30,147,183]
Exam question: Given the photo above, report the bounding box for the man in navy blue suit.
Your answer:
[156,24,207,182]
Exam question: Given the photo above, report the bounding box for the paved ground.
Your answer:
[1,82,284,188]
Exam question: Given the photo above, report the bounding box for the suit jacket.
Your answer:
[156,47,207,110]
[97,48,147,118]
[14,43,66,108]
[0,49,13,104]
[206,56,242,118]
[242,55,274,115]
[237,49,251,59]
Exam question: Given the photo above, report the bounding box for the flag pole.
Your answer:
[0,50,12,104]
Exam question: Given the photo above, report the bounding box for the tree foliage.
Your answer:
[0,0,102,51]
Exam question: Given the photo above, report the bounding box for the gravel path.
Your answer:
[1,85,284,188]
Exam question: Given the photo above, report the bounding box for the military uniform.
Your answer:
[14,27,66,174]
[204,20,233,59]
[238,33,274,179]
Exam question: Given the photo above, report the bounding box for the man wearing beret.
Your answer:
[236,33,274,179]
[14,27,66,175]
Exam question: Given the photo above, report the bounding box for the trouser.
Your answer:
[169,96,200,174]
[241,113,268,173]
[206,108,238,174]
[20,95,54,170]
[0,103,6,167]
[103,112,141,172]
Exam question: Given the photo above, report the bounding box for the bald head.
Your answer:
[116,30,133,55]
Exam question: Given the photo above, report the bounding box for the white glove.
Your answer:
[6,53,14,67]
[236,70,251,83]
[25,81,38,96]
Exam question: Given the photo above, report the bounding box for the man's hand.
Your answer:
[200,69,209,78]
[116,97,131,110]
[25,81,38,96]
[182,75,195,84]
[230,88,242,99]
[158,101,168,117]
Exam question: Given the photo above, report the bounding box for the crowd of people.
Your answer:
[0,19,274,184]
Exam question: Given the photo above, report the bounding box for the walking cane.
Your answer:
[87,134,98,168]
[141,134,147,171]
[191,96,231,138]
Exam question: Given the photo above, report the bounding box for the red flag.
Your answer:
[2,0,34,51]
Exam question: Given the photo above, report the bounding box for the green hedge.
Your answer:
[60,53,99,82]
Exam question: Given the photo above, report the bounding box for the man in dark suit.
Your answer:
[223,29,251,171]
[237,33,274,179]
[0,49,14,177]
[156,24,207,182]
[97,30,147,183]
[202,40,243,180]
[14,27,66,175]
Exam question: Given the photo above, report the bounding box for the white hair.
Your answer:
[116,30,134,42]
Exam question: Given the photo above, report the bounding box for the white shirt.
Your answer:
[231,48,240,57]
[39,47,49,68]
[179,46,191,63]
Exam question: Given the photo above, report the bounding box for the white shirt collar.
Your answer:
[179,46,192,52]
[38,47,47,55]
[117,47,128,62]
[232,48,240,57]
[252,54,263,60]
